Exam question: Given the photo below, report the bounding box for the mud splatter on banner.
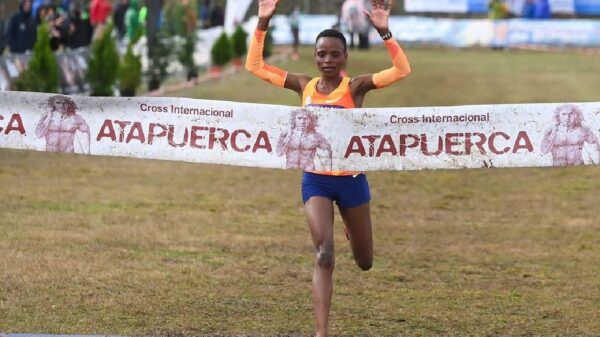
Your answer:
[1,91,599,171]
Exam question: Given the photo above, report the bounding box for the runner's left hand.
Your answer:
[364,0,392,33]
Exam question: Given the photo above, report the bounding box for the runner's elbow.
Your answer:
[245,57,264,73]
[398,66,411,78]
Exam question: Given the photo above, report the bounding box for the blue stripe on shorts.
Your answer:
[301,172,371,208]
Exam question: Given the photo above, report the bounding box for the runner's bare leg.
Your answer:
[340,202,373,270]
[304,196,335,337]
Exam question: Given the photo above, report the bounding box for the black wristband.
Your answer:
[380,31,393,41]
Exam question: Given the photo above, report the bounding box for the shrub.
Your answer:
[119,43,142,97]
[230,25,248,59]
[163,0,187,37]
[147,29,171,90]
[178,33,197,80]
[211,32,232,67]
[14,24,59,93]
[86,23,120,96]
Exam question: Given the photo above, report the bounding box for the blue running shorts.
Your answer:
[301,172,371,208]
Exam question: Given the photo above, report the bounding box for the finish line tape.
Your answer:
[1,91,599,171]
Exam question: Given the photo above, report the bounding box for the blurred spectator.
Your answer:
[341,0,369,49]
[63,0,73,12]
[0,4,6,55]
[48,4,71,50]
[534,0,551,19]
[182,0,197,34]
[198,0,210,28]
[489,0,509,20]
[522,0,551,19]
[209,4,224,27]
[125,0,141,40]
[90,0,112,39]
[32,0,45,18]
[35,2,48,25]
[6,0,37,54]
[288,5,300,60]
[358,0,371,50]
[138,3,147,34]
[90,0,112,25]
[61,0,72,13]
[113,0,129,39]
[332,10,342,30]
[522,0,535,18]
[66,2,92,49]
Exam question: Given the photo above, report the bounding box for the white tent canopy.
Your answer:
[225,0,254,33]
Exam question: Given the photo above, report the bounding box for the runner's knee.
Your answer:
[316,245,334,269]
[355,256,372,271]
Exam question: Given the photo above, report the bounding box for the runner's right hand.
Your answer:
[258,0,280,19]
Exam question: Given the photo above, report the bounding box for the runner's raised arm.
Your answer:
[349,0,411,103]
[245,0,311,95]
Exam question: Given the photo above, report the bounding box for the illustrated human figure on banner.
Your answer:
[276,108,332,171]
[35,95,91,154]
[541,104,600,166]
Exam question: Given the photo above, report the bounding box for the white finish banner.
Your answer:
[1,92,600,171]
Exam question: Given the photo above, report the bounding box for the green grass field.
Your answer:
[1,46,600,337]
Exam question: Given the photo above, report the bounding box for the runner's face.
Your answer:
[314,37,347,77]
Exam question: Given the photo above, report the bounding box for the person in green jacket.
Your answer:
[489,0,509,20]
[125,0,140,40]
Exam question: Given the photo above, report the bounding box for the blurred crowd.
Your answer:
[0,0,226,56]
[521,0,551,19]
[489,0,552,20]
[337,0,372,50]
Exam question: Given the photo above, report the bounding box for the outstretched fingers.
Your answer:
[258,0,280,11]
[362,9,371,20]
[370,0,393,11]
[259,0,279,5]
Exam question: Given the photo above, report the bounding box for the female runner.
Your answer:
[245,1,411,336]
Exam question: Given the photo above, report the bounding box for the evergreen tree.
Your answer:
[14,24,59,93]
[178,33,197,80]
[163,0,187,37]
[230,25,248,60]
[211,32,232,67]
[119,42,142,96]
[148,28,172,90]
[86,23,120,96]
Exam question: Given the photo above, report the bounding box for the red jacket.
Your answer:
[90,0,113,25]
